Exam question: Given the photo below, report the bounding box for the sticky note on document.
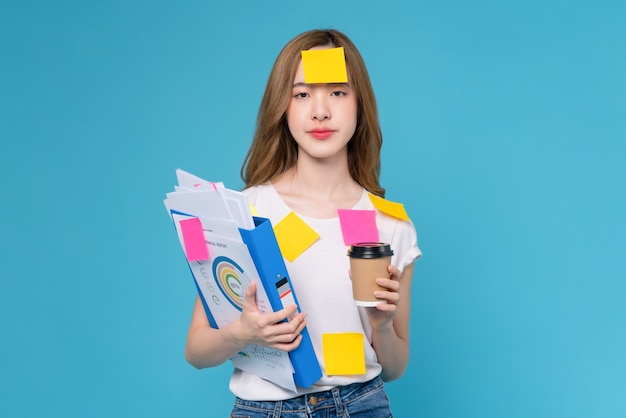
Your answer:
[301,47,348,84]
[179,217,209,261]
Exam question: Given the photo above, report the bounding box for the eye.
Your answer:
[331,90,347,97]
[293,91,309,99]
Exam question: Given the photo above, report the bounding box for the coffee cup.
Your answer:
[347,242,394,306]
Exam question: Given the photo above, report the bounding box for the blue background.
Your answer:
[1,1,625,417]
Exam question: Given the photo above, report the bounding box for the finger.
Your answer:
[242,282,258,313]
[387,265,400,278]
[272,333,303,352]
[376,277,400,291]
[375,302,398,312]
[374,290,400,303]
[261,304,299,327]
[277,304,299,322]
[262,320,305,345]
[267,311,307,336]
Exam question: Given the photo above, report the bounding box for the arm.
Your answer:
[184,281,307,369]
[368,262,415,381]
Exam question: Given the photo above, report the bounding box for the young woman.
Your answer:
[185,29,421,417]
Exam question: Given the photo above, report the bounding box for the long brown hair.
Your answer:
[240,29,385,197]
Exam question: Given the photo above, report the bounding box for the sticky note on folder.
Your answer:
[301,47,348,84]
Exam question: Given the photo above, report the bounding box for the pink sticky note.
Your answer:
[179,217,209,261]
[337,209,379,245]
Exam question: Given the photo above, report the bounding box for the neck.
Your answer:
[271,153,363,219]
[279,154,357,198]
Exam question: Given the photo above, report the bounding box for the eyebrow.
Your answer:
[292,82,351,88]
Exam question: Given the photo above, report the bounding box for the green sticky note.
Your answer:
[322,333,366,375]
[301,47,348,84]
[274,212,320,262]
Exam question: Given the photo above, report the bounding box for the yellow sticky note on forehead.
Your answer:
[301,47,348,84]
[368,193,411,221]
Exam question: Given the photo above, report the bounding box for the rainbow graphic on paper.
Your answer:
[212,256,251,311]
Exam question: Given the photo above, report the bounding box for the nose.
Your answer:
[311,93,330,121]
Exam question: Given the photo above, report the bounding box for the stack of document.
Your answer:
[164,169,321,391]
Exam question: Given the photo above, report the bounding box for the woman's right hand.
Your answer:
[235,281,307,352]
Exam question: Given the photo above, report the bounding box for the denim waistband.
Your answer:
[232,375,391,417]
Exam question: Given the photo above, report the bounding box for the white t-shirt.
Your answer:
[229,184,422,400]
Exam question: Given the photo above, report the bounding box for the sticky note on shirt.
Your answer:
[368,193,410,221]
[249,203,260,217]
[322,333,366,375]
[337,209,379,245]
[274,212,320,262]
[179,217,209,261]
[301,47,348,84]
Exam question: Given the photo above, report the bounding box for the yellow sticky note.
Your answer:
[301,47,348,84]
[368,193,410,221]
[249,203,260,217]
[322,333,366,375]
[274,212,320,262]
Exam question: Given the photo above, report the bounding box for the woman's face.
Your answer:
[285,47,358,164]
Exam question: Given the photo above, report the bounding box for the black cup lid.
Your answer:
[347,242,394,258]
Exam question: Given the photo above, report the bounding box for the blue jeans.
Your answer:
[230,376,393,417]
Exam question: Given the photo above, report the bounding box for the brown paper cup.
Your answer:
[347,243,394,307]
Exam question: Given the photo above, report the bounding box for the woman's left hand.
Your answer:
[366,265,402,330]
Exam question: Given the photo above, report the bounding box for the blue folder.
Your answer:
[238,217,322,388]
[176,211,322,389]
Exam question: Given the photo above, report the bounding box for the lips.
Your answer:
[309,129,334,139]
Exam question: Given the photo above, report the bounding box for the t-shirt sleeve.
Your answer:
[391,218,421,272]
